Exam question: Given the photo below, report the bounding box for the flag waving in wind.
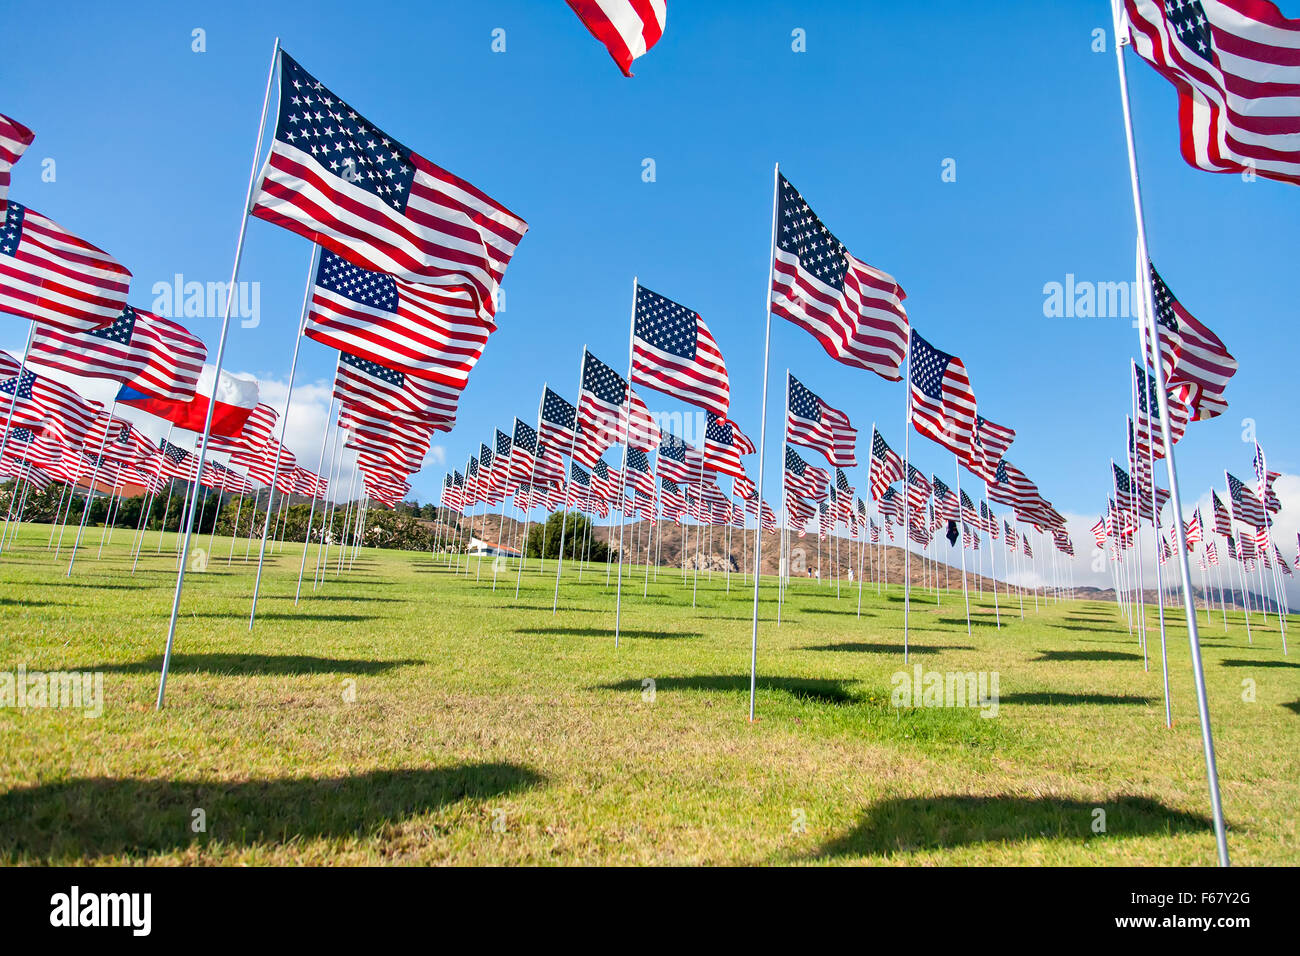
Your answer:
[785,373,857,468]
[565,0,667,76]
[0,113,34,210]
[251,51,528,313]
[632,284,729,416]
[1123,0,1300,186]
[771,173,909,381]
[909,330,977,460]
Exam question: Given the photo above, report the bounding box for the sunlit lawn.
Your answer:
[1,522,1296,865]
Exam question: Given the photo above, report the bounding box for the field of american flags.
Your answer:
[0,521,1296,866]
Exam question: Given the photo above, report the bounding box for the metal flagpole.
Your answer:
[1135,359,1171,723]
[612,277,638,647]
[157,36,280,708]
[1111,0,1228,865]
[296,386,338,603]
[248,243,319,628]
[747,162,779,722]
[515,408,542,599]
[953,457,972,637]
[902,337,913,661]
[0,321,38,552]
[65,400,118,574]
[552,350,586,614]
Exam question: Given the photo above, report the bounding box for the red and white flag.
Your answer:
[0,202,131,331]
[252,52,527,315]
[565,0,666,76]
[1124,0,1300,186]
[772,174,909,381]
[29,306,206,402]
[631,284,729,416]
[0,113,35,209]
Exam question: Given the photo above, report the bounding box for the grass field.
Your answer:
[1,523,1297,866]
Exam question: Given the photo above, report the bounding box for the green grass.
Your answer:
[0,523,1297,865]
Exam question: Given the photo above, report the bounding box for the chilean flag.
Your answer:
[118,366,258,438]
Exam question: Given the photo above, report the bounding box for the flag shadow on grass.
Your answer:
[516,626,701,640]
[1034,649,1144,663]
[794,607,877,618]
[998,692,1153,706]
[597,675,861,705]
[85,653,422,677]
[1220,659,1300,669]
[803,794,1215,860]
[801,642,974,655]
[0,763,544,863]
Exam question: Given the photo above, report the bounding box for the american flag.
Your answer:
[292,466,327,499]
[1187,509,1203,548]
[1146,262,1236,420]
[234,440,299,492]
[979,500,997,535]
[632,284,730,416]
[905,464,931,514]
[658,430,704,485]
[334,350,458,426]
[1124,0,1300,186]
[867,426,903,501]
[1023,536,1033,559]
[1134,365,1190,470]
[0,458,53,492]
[442,471,465,513]
[879,486,901,525]
[702,412,754,481]
[539,387,581,454]
[206,403,279,456]
[971,415,1016,480]
[577,349,660,466]
[1207,539,1219,567]
[771,174,908,381]
[565,0,666,76]
[835,468,855,525]
[660,479,686,523]
[1091,518,1107,550]
[490,429,514,494]
[0,352,100,447]
[625,446,656,498]
[785,373,857,467]
[251,52,527,312]
[1277,546,1293,577]
[932,475,958,521]
[307,249,495,387]
[1226,471,1266,527]
[0,201,131,332]
[28,306,206,402]
[590,458,619,502]
[159,438,202,482]
[959,488,980,526]
[509,418,539,486]
[990,458,1043,514]
[909,330,977,460]
[1226,534,1239,562]
[1211,488,1232,535]
[530,442,567,488]
[869,519,880,544]
[784,446,828,502]
[730,473,755,504]
[1004,521,1018,550]
[785,491,815,536]
[0,113,34,210]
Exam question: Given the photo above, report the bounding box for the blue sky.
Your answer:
[4,1,1298,588]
